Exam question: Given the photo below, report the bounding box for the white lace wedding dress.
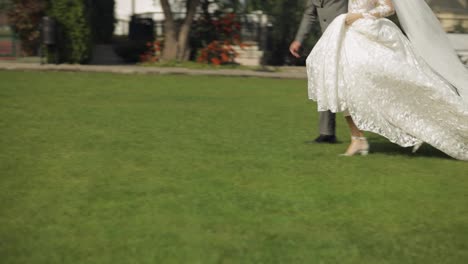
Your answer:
[306,0,468,160]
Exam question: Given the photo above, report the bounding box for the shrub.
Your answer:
[140,40,163,63]
[211,13,242,44]
[48,0,91,63]
[197,40,237,65]
[195,13,244,65]
[7,0,46,56]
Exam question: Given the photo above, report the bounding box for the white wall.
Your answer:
[115,0,162,20]
[114,0,166,35]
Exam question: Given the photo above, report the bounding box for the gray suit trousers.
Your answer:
[319,111,336,136]
[295,0,348,136]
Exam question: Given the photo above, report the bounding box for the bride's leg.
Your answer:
[342,113,369,156]
[345,115,364,138]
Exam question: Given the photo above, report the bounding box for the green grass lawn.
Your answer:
[0,71,467,264]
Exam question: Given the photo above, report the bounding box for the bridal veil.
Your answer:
[392,0,468,101]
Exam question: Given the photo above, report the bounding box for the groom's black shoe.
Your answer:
[307,134,337,144]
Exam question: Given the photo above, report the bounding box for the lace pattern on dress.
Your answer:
[305,0,468,160]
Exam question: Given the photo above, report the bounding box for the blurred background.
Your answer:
[0,0,467,66]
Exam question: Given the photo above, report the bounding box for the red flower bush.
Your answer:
[7,0,46,55]
[197,40,237,65]
[140,40,163,63]
[211,13,242,44]
[197,13,246,65]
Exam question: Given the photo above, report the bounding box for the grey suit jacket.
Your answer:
[295,0,349,43]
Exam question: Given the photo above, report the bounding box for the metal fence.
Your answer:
[0,21,17,58]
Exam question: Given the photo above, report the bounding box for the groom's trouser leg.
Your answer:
[319,110,336,136]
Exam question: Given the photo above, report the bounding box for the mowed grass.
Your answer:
[0,71,467,264]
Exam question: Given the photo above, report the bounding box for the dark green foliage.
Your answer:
[189,0,219,57]
[0,0,13,10]
[246,0,321,65]
[89,0,115,44]
[48,0,91,63]
[268,0,317,65]
[6,0,116,62]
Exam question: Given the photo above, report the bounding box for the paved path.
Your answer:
[0,62,307,79]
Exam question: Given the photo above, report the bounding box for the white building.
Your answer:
[114,0,164,35]
[114,0,216,35]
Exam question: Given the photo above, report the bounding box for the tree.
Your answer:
[160,0,201,61]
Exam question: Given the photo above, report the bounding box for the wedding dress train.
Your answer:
[306,0,468,160]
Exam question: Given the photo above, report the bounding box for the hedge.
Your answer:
[48,0,91,63]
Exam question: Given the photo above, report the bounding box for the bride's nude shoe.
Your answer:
[340,136,370,156]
